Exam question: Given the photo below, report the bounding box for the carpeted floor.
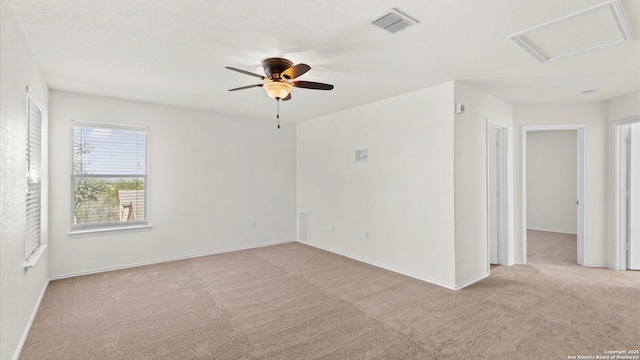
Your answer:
[20,232,640,359]
[527,229,577,264]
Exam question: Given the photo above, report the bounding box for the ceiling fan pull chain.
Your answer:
[277,99,280,129]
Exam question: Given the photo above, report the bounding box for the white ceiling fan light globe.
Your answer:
[263,81,292,99]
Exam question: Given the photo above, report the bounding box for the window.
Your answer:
[71,122,149,232]
[26,88,43,263]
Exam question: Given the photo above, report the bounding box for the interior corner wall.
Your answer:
[453,82,514,286]
[606,91,640,122]
[0,2,50,360]
[605,91,640,268]
[297,82,457,288]
[526,130,577,234]
[514,102,608,266]
[48,91,297,278]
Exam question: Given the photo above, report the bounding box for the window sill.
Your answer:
[68,225,151,238]
[24,244,47,270]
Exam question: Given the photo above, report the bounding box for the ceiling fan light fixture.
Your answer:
[263,81,292,99]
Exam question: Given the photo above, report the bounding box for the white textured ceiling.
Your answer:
[8,0,640,122]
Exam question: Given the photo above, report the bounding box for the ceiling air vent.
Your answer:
[372,8,418,34]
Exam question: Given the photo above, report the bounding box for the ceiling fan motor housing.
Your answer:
[262,57,293,80]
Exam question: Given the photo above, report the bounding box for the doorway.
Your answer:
[487,121,508,267]
[522,125,587,265]
[614,117,640,270]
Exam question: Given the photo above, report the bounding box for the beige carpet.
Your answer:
[20,234,640,359]
[527,229,577,264]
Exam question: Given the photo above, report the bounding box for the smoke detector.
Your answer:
[372,8,418,34]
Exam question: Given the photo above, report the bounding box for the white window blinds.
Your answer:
[26,89,42,261]
[71,122,149,230]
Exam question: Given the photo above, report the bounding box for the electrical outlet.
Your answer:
[251,221,256,229]
[365,232,370,240]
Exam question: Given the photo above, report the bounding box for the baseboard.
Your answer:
[585,263,606,268]
[298,241,457,290]
[50,239,296,281]
[455,272,489,290]
[526,227,577,235]
[12,278,49,360]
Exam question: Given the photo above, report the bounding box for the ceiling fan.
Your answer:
[226,57,334,128]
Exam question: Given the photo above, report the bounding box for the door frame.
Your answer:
[487,120,509,269]
[522,124,587,265]
[613,116,640,270]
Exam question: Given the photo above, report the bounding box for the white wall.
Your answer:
[0,2,50,359]
[526,130,577,234]
[453,83,514,284]
[48,91,297,277]
[607,92,640,122]
[514,102,608,266]
[297,82,457,288]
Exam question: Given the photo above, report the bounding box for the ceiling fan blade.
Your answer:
[292,80,334,90]
[228,84,263,91]
[225,66,266,80]
[281,63,311,80]
[282,93,292,101]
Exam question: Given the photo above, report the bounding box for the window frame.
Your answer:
[25,87,46,268]
[69,121,150,235]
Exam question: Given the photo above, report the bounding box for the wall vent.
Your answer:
[372,8,418,34]
[299,212,310,243]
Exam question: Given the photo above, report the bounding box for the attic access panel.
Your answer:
[509,0,633,63]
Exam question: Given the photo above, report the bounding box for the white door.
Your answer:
[488,126,500,264]
[628,123,640,270]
